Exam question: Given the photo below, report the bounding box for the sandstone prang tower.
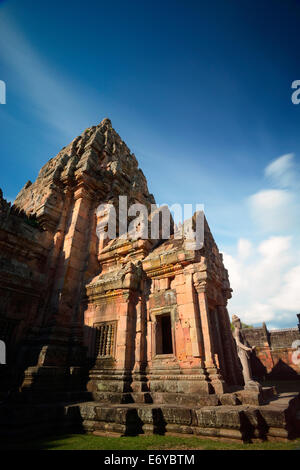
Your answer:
[0,119,299,440]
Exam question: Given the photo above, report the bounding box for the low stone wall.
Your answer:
[241,320,300,380]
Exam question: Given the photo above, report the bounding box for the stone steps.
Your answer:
[71,391,300,441]
[0,391,299,443]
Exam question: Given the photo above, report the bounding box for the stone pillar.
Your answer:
[132,293,149,394]
[133,290,148,373]
[146,319,153,365]
[115,290,136,373]
[175,268,203,364]
[211,308,228,380]
[217,304,242,385]
[193,279,227,394]
[184,268,203,361]
[133,296,143,372]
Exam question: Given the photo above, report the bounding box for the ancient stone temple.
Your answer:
[0,119,299,441]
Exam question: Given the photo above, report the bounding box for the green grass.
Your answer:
[1,433,300,450]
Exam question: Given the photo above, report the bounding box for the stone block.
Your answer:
[219,393,240,406]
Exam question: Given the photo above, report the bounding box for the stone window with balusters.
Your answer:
[95,321,117,358]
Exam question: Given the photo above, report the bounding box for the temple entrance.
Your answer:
[156,313,173,355]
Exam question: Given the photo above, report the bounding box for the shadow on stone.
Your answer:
[268,360,300,381]
[124,408,144,436]
[152,408,167,435]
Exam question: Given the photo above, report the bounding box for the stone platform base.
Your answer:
[71,391,300,442]
[0,391,299,443]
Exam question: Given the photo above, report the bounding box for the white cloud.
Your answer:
[237,238,252,260]
[248,189,296,232]
[223,152,300,329]
[258,235,292,258]
[241,303,275,325]
[265,153,295,188]
[270,265,300,312]
[224,236,300,328]
[247,153,300,234]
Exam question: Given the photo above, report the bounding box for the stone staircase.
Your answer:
[0,389,299,443]
[68,390,300,442]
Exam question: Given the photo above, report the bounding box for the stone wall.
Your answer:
[241,319,300,380]
[0,190,49,395]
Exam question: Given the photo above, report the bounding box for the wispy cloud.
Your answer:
[0,12,101,139]
[264,153,295,188]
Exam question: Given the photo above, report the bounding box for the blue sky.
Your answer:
[1,0,300,328]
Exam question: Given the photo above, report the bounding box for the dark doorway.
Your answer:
[156,314,173,354]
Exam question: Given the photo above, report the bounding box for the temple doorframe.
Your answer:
[150,306,177,359]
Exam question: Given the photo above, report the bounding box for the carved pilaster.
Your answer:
[193,275,228,393]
